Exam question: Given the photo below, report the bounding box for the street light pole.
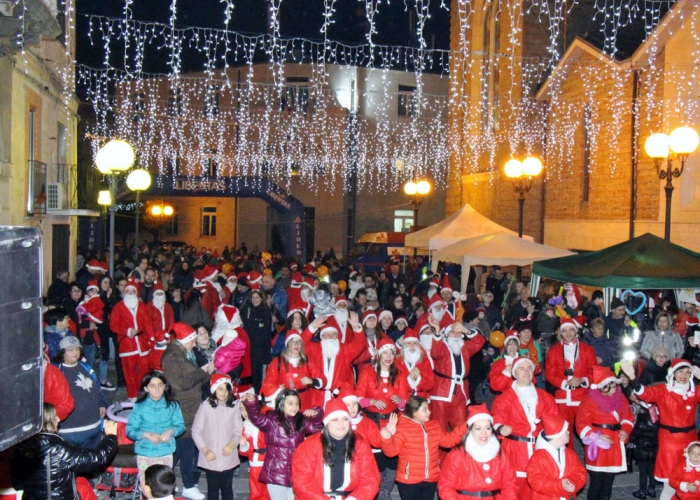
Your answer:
[404,179,432,257]
[126,169,152,257]
[109,175,116,278]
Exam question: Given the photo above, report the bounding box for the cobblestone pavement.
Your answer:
[103,369,655,499]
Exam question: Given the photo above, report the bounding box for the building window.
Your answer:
[394,209,415,232]
[207,158,218,177]
[201,207,217,236]
[398,85,418,117]
[205,86,220,116]
[582,105,591,202]
[164,214,179,236]
[168,89,182,117]
[281,77,310,114]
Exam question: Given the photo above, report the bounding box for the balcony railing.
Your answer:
[27,160,47,215]
[27,161,102,215]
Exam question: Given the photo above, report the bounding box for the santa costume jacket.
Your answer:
[239,418,270,500]
[261,355,316,410]
[349,413,382,450]
[492,383,559,478]
[396,350,435,398]
[575,390,634,473]
[526,434,588,500]
[545,340,597,407]
[110,299,153,358]
[429,332,486,404]
[437,439,519,500]
[292,432,380,500]
[355,365,411,427]
[146,301,174,369]
[489,355,518,394]
[669,453,700,499]
[635,381,700,481]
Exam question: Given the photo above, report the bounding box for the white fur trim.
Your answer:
[545,420,569,440]
[323,409,351,425]
[176,332,197,344]
[285,332,302,344]
[211,378,232,394]
[591,376,620,390]
[467,413,493,427]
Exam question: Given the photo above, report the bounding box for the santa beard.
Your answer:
[124,295,138,309]
[403,348,421,366]
[152,294,166,309]
[321,338,340,359]
[334,309,349,329]
[420,334,433,352]
[446,337,464,356]
[431,308,445,322]
[226,282,237,292]
[427,288,437,299]
[301,288,311,301]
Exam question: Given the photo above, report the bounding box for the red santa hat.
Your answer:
[212,249,220,259]
[320,325,339,338]
[248,271,262,290]
[394,315,408,327]
[203,265,218,281]
[402,328,419,343]
[303,264,316,275]
[667,358,694,387]
[687,316,699,327]
[477,307,487,315]
[301,277,315,289]
[125,277,140,294]
[428,294,446,311]
[542,413,568,440]
[285,329,302,345]
[378,310,393,324]
[291,272,303,286]
[337,384,359,404]
[323,398,351,426]
[590,365,620,389]
[171,323,197,344]
[466,403,493,427]
[559,317,584,331]
[86,280,99,292]
[193,270,208,289]
[289,262,299,271]
[511,356,535,376]
[335,295,348,306]
[362,310,378,325]
[226,272,238,283]
[86,259,104,272]
[429,276,440,288]
[210,373,232,394]
[441,274,452,293]
[376,337,396,356]
[218,304,242,329]
[504,331,520,346]
[152,280,165,294]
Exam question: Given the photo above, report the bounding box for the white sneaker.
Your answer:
[182,487,205,500]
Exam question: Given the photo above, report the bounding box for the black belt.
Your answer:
[457,489,501,497]
[435,370,468,382]
[323,491,353,498]
[659,423,696,434]
[236,376,253,386]
[505,434,536,443]
[254,448,266,454]
[593,423,621,431]
[296,387,309,393]
[364,410,394,421]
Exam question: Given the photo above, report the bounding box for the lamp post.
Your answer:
[97,190,111,251]
[126,169,152,257]
[404,179,432,231]
[504,156,543,238]
[96,140,135,277]
[644,126,699,241]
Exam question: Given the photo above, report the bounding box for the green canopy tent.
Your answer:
[530,233,700,308]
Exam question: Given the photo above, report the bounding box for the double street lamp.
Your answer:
[404,179,432,232]
[644,126,699,241]
[126,169,152,257]
[504,156,543,238]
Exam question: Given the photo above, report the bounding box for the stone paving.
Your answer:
[103,367,655,499]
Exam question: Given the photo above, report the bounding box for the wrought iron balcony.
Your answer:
[27,161,102,216]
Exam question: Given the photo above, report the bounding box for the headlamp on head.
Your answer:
[623,350,636,362]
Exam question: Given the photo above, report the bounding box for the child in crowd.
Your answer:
[192,374,244,500]
[623,383,659,499]
[143,464,177,500]
[238,402,269,500]
[126,371,186,486]
[669,441,700,499]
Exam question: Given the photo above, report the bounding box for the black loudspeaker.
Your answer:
[0,227,43,452]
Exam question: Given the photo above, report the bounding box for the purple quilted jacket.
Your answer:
[242,398,323,487]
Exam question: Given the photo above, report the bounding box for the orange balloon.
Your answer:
[490,330,506,349]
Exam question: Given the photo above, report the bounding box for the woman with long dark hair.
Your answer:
[240,389,323,500]
[271,310,309,358]
[262,330,315,410]
[181,288,213,330]
[97,275,118,390]
[292,398,380,499]
[240,289,273,393]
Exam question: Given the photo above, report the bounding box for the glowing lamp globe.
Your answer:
[95,140,135,174]
[97,190,112,206]
[126,169,151,192]
[416,180,431,195]
[151,205,162,216]
[163,205,174,216]
[644,133,670,159]
[669,126,699,156]
[404,181,418,196]
[504,159,523,178]
[522,157,543,177]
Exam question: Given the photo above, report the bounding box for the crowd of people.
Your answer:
[7,242,700,500]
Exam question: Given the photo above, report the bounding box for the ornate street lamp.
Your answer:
[96,140,135,277]
[404,179,432,232]
[504,156,543,238]
[644,126,699,241]
[126,169,152,256]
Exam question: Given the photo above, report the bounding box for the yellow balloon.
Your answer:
[490,330,506,349]
[338,280,347,292]
[317,265,329,278]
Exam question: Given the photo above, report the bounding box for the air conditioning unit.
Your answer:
[46,183,68,212]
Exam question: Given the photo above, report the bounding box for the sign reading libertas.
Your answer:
[174,177,227,192]
[266,189,292,210]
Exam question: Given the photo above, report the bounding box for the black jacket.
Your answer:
[11,432,118,500]
[630,407,659,462]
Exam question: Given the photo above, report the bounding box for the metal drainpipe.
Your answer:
[630,69,640,240]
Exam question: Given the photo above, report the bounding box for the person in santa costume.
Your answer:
[489,332,521,393]
[221,272,238,305]
[326,295,353,343]
[396,328,434,398]
[621,358,700,500]
[426,294,453,332]
[669,441,700,499]
[526,413,587,500]
[427,315,486,432]
[261,330,316,411]
[292,397,380,500]
[492,356,559,493]
[545,316,597,449]
[336,384,382,450]
[575,365,633,500]
[380,396,466,500]
[438,404,518,500]
[199,265,224,321]
[110,277,153,401]
[146,280,174,371]
[439,274,459,321]
[77,279,105,366]
[353,310,382,374]
[304,314,367,408]
[211,304,254,395]
[238,401,271,500]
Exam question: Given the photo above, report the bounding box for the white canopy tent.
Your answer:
[404,203,533,251]
[431,232,575,292]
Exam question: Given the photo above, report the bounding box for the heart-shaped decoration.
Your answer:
[620,290,647,316]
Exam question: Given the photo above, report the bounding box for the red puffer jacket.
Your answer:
[380,415,466,484]
[242,398,324,487]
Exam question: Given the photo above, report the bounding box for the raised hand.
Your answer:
[619,360,635,381]
[691,365,700,380]
[311,315,328,329]
[386,413,398,434]
[348,311,360,329]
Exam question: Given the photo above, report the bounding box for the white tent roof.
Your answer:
[404,203,533,250]
[432,232,574,290]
